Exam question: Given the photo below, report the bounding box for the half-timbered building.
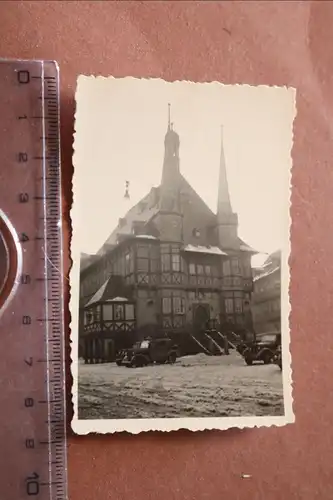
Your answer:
[79,107,258,362]
[252,250,281,335]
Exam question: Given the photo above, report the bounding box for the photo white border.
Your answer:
[70,76,296,434]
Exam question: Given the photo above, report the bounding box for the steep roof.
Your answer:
[263,249,281,267]
[253,249,281,280]
[80,252,100,271]
[253,265,280,282]
[238,238,258,254]
[85,275,134,307]
[267,249,281,261]
[97,187,160,256]
[97,174,216,256]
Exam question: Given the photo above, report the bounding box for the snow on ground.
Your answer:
[78,351,284,419]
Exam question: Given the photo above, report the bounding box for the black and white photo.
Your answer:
[70,77,295,434]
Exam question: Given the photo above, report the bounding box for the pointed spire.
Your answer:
[216,125,239,249]
[160,103,181,213]
[217,125,232,217]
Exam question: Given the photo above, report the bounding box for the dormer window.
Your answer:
[118,217,126,228]
[138,201,147,214]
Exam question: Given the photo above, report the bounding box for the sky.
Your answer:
[73,77,295,265]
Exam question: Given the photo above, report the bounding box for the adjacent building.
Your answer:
[252,250,281,335]
[79,107,258,362]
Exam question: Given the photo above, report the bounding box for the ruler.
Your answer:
[0,60,68,500]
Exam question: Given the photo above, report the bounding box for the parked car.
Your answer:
[272,344,282,370]
[242,333,281,366]
[116,338,178,368]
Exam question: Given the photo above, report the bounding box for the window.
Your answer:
[103,304,113,321]
[162,296,185,315]
[231,258,241,275]
[172,254,181,272]
[223,277,231,287]
[162,297,172,314]
[243,260,252,277]
[234,298,243,313]
[125,304,135,320]
[173,297,185,314]
[137,245,149,258]
[119,256,125,276]
[161,254,170,272]
[205,265,211,275]
[150,259,159,272]
[92,307,100,322]
[114,304,124,321]
[225,298,234,314]
[137,258,149,271]
[125,253,131,274]
[84,311,93,325]
[189,263,196,275]
[234,277,242,287]
[197,264,204,275]
[223,260,231,276]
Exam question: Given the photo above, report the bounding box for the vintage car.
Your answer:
[272,344,282,370]
[242,333,281,366]
[116,338,178,368]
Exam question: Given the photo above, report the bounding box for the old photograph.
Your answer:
[70,77,295,434]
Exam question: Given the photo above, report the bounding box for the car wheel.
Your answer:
[130,357,138,368]
[243,349,253,365]
[168,352,177,364]
[263,351,272,365]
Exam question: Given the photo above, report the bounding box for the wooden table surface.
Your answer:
[1,1,333,499]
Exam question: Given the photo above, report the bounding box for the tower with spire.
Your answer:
[153,104,183,241]
[216,126,239,250]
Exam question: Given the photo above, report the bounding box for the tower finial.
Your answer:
[168,103,171,130]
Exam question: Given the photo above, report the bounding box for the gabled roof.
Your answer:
[253,249,281,280]
[97,187,160,256]
[97,174,216,256]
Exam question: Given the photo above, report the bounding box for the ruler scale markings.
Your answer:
[0,60,68,500]
[41,61,54,500]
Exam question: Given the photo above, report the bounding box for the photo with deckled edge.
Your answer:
[70,76,296,434]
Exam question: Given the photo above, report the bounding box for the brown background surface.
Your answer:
[1,1,333,499]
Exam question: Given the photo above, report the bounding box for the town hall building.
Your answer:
[79,106,258,362]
